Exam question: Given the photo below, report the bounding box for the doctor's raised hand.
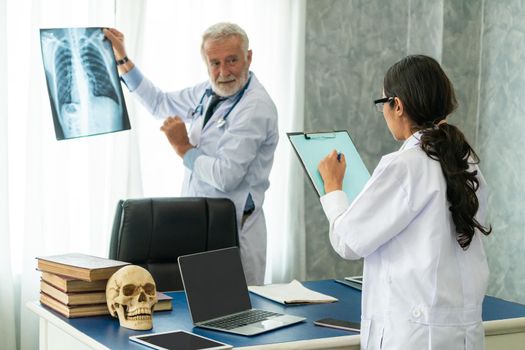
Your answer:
[318,150,346,193]
[103,28,134,74]
[160,116,193,158]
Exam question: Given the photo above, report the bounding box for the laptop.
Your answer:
[178,247,305,336]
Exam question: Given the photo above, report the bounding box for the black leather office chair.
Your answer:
[108,197,238,291]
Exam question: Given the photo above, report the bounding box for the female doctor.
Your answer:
[318,55,492,350]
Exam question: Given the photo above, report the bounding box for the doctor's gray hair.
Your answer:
[201,22,249,59]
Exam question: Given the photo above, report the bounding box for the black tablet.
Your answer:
[129,330,232,350]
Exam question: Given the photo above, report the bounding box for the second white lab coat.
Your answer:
[127,71,278,286]
[321,132,489,350]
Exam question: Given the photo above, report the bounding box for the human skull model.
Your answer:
[106,265,158,330]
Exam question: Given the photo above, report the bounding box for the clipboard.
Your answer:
[287,130,370,201]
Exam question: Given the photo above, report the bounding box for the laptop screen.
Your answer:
[178,247,252,323]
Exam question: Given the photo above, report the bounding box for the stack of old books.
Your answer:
[37,253,172,318]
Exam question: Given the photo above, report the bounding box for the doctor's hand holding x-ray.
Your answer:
[317,55,492,349]
[104,24,279,286]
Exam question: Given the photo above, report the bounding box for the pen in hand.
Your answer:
[318,150,346,194]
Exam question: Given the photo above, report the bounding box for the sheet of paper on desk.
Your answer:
[248,280,338,304]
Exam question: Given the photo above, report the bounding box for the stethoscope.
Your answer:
[191,74,252,128]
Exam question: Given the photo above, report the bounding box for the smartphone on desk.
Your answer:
[314,318,361,332]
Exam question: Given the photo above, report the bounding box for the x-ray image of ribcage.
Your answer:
[40,27,130,140]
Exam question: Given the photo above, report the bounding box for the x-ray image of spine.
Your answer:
[40,28,130,140]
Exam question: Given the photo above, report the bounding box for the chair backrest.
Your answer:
[109,197,238,291]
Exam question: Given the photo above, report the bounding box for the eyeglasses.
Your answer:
[373,97,394,113]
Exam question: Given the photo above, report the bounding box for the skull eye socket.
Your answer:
[122,284,136,296]
[144,283,156,295]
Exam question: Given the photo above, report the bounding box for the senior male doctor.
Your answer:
[104,23,278,286]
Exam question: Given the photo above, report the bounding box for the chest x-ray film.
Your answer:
[40,27,130,140]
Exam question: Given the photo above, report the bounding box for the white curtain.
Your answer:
[1,0,17,348]
[3,1,144,349]
[1,1,305,348]
[265,0,306,283]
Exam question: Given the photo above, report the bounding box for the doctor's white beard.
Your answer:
[211,69,248,97]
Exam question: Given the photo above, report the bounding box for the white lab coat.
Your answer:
[126,71,278,286]
[321,132,489,350]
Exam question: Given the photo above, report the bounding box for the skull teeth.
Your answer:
[127,314,152,320]
[127,307,152,318]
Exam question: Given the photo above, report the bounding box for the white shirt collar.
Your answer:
[399,131,423,151]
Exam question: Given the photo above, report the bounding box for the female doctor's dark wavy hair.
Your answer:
[383,54,491,249]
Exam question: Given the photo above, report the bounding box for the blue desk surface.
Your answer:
[40,280,525,349]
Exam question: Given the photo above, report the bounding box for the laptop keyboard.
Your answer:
[201,310,282,330]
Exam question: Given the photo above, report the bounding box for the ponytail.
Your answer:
[384,55,492,249]
[419,122,492,249]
